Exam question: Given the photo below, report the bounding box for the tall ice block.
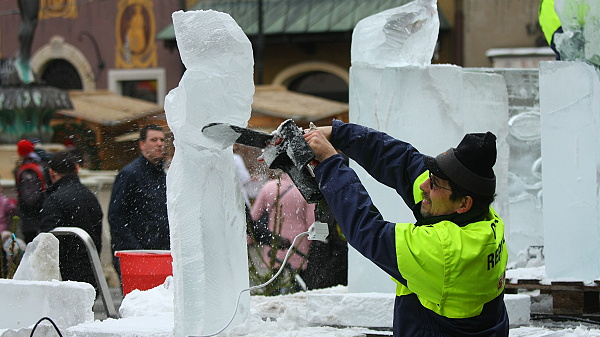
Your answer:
[348,64,510,293]
[540,61,600,281]
[165,10,253,337]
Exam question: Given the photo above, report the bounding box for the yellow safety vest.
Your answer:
[394,171,508,318]
[539,0,562,45]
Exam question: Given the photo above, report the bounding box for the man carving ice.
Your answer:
[304,120,509,336]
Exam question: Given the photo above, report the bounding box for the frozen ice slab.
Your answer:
[506,294,531,327]
[467,68,543,265]
[0,279,94,330]
[351,0,439,67]
[492,69,543,266]
[540,61,600,281]
[13,233,60,281]
[165,9,253,337]
[348,64,509,293]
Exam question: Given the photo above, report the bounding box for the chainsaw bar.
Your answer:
[202,123,274,149]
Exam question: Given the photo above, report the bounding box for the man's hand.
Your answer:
[304,126,337,162]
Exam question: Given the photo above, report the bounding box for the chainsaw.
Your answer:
[202,119,323,204]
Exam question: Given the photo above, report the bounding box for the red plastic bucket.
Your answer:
[115,250,173,295]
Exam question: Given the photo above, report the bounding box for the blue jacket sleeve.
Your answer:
[314,154,405,283]
[329,119,426,208]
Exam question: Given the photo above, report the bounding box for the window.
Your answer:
[108,68,165,105]
[288,71,348,103]
[121,80,157,103]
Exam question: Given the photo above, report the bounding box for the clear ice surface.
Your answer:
[464,68,544,266]
[13,233,60,281]
[166,9,253,337]
[351,0,439,67]
[348,63,509,293]
[540,61,600,281]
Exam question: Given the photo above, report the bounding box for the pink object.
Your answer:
[0,195,17,232]
[251,174,315,271]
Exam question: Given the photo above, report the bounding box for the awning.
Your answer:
[62,87,345,139]
[157,0,451,40]
[252,85,347,122]
[57,90,164,126]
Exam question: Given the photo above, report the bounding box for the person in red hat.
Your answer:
[14,139,49,243]
[17,139,35,158]
[304,120,508,337]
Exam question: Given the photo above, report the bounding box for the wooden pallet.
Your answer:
[506,279,600,315]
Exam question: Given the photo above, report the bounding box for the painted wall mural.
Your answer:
[39,0,78,20]
[115,0,157,68]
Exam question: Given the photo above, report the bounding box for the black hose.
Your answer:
[30,317,63,337]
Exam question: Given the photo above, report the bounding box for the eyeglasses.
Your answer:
[429,173,452,192]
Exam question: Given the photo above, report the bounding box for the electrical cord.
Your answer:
[30,317,63,337]
[189,230,310,337]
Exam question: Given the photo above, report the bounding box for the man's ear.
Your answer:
[49,168,59,183]
[456,196,473,214]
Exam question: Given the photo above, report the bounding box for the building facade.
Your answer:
[0,0,550,171]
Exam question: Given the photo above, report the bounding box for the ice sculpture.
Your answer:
[165,10,253,337]
[351,0,439,67]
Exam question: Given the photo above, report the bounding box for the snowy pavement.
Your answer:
[70,282,600,337]
[4,270,600,336]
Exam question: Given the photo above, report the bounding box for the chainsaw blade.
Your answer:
[202,123,274,149]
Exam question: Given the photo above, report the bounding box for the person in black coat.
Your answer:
[40,151,103,289]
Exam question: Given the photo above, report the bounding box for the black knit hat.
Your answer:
[424,132,497,196]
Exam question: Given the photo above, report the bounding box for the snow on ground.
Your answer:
[65,270,600,337]
[507,266,551,284]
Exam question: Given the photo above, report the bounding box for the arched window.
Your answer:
[41,59,82,90]
[287,71,348,103]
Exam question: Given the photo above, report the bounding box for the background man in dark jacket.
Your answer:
[108,124,168,275]
[40,151,103,289]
